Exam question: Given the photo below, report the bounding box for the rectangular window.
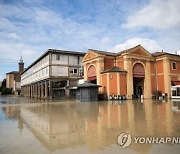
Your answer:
[177,87,180,96]
[70,70,73,73]
[79,68,84,76]
[69,55,78,65]
[172,62,176,70]
[74,68,78,74]
[69,68,78,74]
[56,54,60,60]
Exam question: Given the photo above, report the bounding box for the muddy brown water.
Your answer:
[0,96,180,154]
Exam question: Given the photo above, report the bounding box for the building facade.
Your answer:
[21,49,85,99]
[6,57,24,95]
[83,45,180,99]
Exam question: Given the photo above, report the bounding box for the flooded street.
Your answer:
[0,96,180,154]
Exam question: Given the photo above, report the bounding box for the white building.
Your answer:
[21,49,85,99]
[171,85,180,99]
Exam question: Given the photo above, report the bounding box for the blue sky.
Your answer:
[0,0,180,81]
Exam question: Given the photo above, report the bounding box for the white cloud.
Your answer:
[100,37,110,45]
[0,17,15,29]
[0,0,179,72]
[111,37,162,53]
[177,50,180,55]
[7,33,19,39]
[0,42,40,66]
[35,9,64,26]
[122,0,180,29]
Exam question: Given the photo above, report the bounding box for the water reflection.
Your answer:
[0,97,180,153]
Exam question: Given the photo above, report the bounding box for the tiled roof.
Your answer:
[172,81,180,86]
[88,49,116,56]
[116,44,141,56]
[6,71,19,74]
[77,81,101,88]
[152,52,180,57]
[90,45,180,58]
[151,52,166,57]
[101,66,127,74]
[49,49,86,55]
[89,45,143,56]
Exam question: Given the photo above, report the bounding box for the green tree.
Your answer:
[0,79,12,95]
[1,87,12,95]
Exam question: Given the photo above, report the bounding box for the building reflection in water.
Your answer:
[1,99,180,153]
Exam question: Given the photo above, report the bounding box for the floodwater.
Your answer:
[0,96,180,154]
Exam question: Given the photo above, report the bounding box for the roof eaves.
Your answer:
[6,71,19,75]
[88,49,116,56]
[101,66,127,74]
[21,49,85,75]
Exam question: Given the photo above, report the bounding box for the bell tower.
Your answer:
[18,56,24,73]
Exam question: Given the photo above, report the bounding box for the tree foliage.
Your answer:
[0,79,12,95]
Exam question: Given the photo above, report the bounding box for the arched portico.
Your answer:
[133,63,145,98]
[87,65,97,84]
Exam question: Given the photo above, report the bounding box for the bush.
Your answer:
[152,90,162,98]
[1,87,12,95]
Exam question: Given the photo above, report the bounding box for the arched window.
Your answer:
[87,65,96,81]
[133,63,145,77]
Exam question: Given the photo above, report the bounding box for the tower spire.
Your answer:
[18,56,24,73]
[19,56,23,64]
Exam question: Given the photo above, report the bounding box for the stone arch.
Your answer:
[132,62,145,98]
[87,65,96,82]
[133,62,145,77]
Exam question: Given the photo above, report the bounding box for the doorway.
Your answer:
[133,77,144,98]
[133,63,145,99]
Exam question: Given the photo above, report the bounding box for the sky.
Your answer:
[0,0,180,81]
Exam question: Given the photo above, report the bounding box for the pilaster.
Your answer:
[97,57,104,93]
[124,57,133,99]
[117,73,120,95]
[45,81,48,99]
[144,61,152,98]
[107,73,110,98]
[163,57,171,98]
[84,63,88,80]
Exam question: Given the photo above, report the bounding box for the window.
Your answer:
[69,55,78,65]
[79,68,84,76]
[178,87,180,96]
[56,54,60,60]
[69,68,78,74]
[74,68,78,74]
[172,87,180,96]
[172,62,176,70]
